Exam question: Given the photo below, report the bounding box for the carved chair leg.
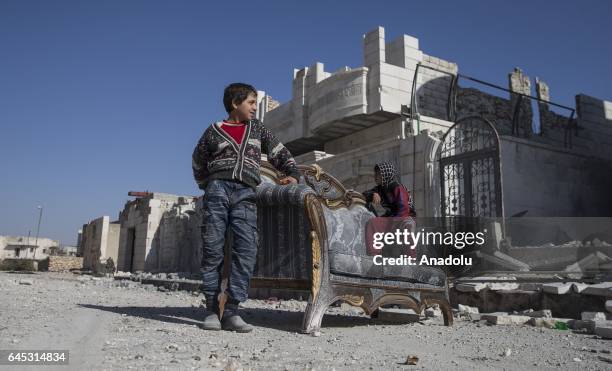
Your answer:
[301,283,333,334]
[422,294,454,326]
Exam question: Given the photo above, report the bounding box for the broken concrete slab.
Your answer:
[594,324,612,339]
[581,282,612,297]
[528,318,556,329]
[568,320,596,333]
[525,309,552,318]
[572,283,589,293]
[376,308,421,323]
[582,312,607,321]
[482,313,530,325]
[458,304,479,314]
[19,279,33,285]
[455,283,487,292]
[542,282,572,295]
[476,251,531,271]
[565,252,612,272]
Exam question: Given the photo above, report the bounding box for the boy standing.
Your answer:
[192,83,300,332]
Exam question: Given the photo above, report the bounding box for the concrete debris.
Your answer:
[568,320,596,333]
[565,252,612,272]
[424,307,442,318]
[376,308,420,323]
[594,324,612,339]
[573,357,582,362]
[524,309,552,318]
[581,312,607,321]
[581,282,612,297]
[457,304,479,314]
[455,283,487,292]
[481,313,530,325]
[403,356,419,365]
[475,251,531,271]
[18,279,33,285]
[571,283,589,293]
[527,318,556,329]
[542,283,572,295]
[606,300,612,314]
[502,348,512,357]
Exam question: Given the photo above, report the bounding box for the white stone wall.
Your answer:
[81,216,120,272]
[500,136,612,217]
[0,235,57,260]
[117,193,199,273]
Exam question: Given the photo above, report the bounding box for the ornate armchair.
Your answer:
[252,162,453,333]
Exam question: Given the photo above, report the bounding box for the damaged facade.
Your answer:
[263,26,612,220]
[80,216,120,272]
[115,192,202,273]
[0,235,58,260]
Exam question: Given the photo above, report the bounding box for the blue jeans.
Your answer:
[201,179,258,302]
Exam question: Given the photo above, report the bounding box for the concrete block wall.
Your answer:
[417,54,458,120]
[500,136,612,217]
[315,131,442,217]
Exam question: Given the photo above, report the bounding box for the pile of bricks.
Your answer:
[48,256,83,272]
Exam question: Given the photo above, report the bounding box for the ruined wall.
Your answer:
[117,193,200,273]
[315,131,442,217]
[81,216,120,272]
[500,136,612,217]
[47,256,83,272]
[0,236,57,260]
[151,198,202,273]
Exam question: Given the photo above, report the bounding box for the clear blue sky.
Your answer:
[1,0,611,245]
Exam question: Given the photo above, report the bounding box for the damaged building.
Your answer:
[80,216,120,272]
[115,192,202,273]
[263,26,612,220]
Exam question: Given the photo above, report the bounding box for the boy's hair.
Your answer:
[223,83,257,114]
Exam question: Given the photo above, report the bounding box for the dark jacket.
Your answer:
[363,162,416,217]
[192,119,300,190]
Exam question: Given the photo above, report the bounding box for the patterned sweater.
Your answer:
[192,119,300,190]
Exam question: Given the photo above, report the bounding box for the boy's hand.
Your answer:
[372,192,382,205]
[279,176,298,185]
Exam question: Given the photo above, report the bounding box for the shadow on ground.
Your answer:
[78,304,375,333]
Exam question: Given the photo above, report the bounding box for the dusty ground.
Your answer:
[0,271,611,371]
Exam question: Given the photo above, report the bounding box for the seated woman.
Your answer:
[363,162,417,257]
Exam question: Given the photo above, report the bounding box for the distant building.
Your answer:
[0,235,58,260]
[81,216,120,272]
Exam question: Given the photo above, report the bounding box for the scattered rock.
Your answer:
[573,357,582,362]
[482,313,529,325]
[594,324,612,339]
[425,307,441,318]
[458,304,479,314]
[403,355,419,365]
[311,331,321,337]
[376,308,420,323]
[502,348,512,357]
[582,312,607,321]
[19,279,33,285]
[542,283,572,295]
[525,309,552,318]
[165,343,179,352]
[527,318,556,329]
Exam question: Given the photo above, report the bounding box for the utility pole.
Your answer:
[33,206,43,260]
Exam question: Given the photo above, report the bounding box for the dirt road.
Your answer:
[0,272,610,370]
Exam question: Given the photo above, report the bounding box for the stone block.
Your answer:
[572,283,589,293]
[377,308,420,323]
[582,312,607,321]
[458,304,479,314]
[528,318,556,328]
[482,313,530,325]
[581,282,612,297]
[594,324,612,339]
[542,282,572,295]
[568,319,596,333]
[526,309,552,318]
